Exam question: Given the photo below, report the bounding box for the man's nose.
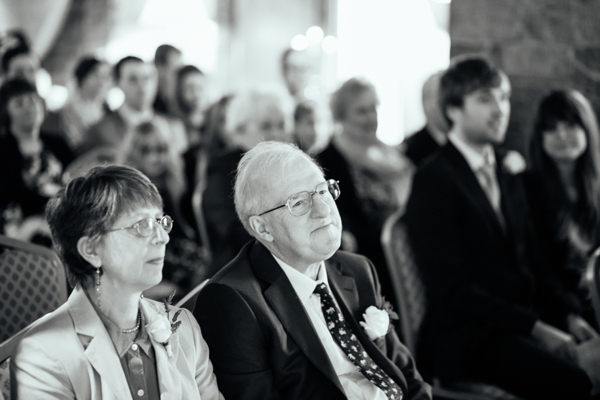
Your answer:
[310,193,331,217]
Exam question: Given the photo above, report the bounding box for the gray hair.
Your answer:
[224,88,292,136]
[234,141,321,235]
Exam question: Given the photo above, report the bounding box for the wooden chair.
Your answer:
[585,246,600,328]
[175,279,209,313]
[381,210,522,400]
[0,236,67,343]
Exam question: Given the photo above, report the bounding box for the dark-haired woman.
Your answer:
[11,164,223,400]
[522,89,600,338]
[58,56,111,152]
[0,78,73,244]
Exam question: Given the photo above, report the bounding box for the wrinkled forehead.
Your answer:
[256,156,323,203]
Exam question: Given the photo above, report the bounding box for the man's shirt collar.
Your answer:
[448,131,496,172]
[272,254,329,304]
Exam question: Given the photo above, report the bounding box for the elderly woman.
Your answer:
[10,165,223,400]
[202,88,292,273]
[316,77,413,303]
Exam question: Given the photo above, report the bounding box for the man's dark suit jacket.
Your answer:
[403,142,540,382]
[193,241,431,400]
[403,127,442,168]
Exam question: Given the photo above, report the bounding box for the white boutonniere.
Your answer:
[146,291,182,358]
[502,150,526,175]
[359,298,399,341]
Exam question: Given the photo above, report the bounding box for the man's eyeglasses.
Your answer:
[259,179,340,217]
[108,215,174,237]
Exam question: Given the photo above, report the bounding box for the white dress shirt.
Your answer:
[273,255,387,400]
[448,133,502,212]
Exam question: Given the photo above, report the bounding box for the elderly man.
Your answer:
[193,141,431,400]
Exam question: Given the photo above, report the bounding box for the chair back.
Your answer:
[0,236,67,343]
[175,279,209,313]
[380,209,427,354]
[586,246,600,327]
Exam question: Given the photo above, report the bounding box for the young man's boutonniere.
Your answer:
[146,290,182,357]
[359,298,399,341]
[502,150,526,175]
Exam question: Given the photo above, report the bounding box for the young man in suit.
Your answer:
[79,56,187,156]
[403,56,593,399]
[193,141,431,400]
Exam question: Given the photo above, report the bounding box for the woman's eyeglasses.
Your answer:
[108,215,174,237]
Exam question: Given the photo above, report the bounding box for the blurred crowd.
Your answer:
[2,27,600,397]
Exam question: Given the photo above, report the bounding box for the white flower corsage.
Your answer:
[502,150,526,175]
[146,291,182,358]
[359,299,398,341]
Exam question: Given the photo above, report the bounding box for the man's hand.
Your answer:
[567,314,599,343]
[531,320,578,362]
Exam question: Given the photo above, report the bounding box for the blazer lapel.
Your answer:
[250,242,344,394]
[69,287,133,400]
[444,143,507,240]
[327,261,409,395]
[140,300,184,400]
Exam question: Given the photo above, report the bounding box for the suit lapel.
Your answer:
[326,260,409,395]
[250,243,344,394]
[69,287,133,400]
[444,143,507,240]
[140,300,183,400]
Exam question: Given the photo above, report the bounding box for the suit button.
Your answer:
[137,389,145,396]
[131,343,139,351]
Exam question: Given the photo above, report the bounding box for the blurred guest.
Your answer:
[404,56,593,399]
[293,101,318,152]
[58,56,111,151]
[1,44,38,85]
[523,89,600,331]
[80,56,187,156]
[316,77,413,303]
[153,44,183,116]
[181,94,234,240]
[175,65,208,147]
[281,47,310,103]
[403,70,449,167]
[203,88,292,273]
[11,165,223,400]
[0,78,73,244]
[118,120,207,296]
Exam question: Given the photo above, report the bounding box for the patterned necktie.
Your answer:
[313,282,403,400]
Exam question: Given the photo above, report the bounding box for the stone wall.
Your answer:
[450,0,600,154]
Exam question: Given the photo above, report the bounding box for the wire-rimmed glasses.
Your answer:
[258,179,340,217]
[107,215,174,237]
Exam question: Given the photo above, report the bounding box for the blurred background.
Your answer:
[1,0,599,153]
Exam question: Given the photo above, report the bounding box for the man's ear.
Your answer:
[248,216,274,242]
[445,104,461,127]
[77,236,102,268]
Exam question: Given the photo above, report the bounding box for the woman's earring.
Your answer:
[95,267,101,308]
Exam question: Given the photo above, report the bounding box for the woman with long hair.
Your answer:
[523,89,600,336]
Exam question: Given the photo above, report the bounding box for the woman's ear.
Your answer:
[248,216,274,242]
[76,236,102,268]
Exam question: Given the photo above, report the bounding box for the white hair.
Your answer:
[234,141,321,235]
[224,87,293,137]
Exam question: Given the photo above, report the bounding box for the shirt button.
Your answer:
[137,389,145,396]
[131,344,139,351]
